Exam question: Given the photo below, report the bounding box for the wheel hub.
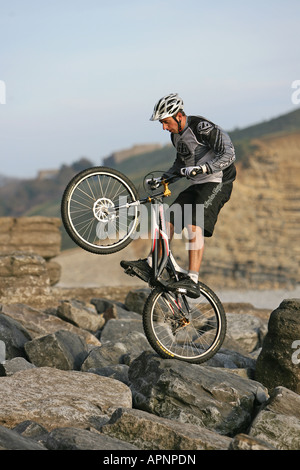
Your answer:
[93,198,115,222]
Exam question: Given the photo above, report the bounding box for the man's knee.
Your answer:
[186,225,204,251]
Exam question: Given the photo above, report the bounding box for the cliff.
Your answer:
[200,131,300,289]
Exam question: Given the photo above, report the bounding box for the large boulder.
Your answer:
[249,386,300,450]
[0,313,31,360]
[128,351,268,436]
[0,217,61,259]
[255,299,300,393]
[101,407,232,450]
[57,299,105,333]
[24,330,89,370]
[0,253,51,305]
[0,367,132,430]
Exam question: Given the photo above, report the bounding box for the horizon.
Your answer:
[1,103,300,180]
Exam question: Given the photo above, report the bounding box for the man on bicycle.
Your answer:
[121,93,236,297]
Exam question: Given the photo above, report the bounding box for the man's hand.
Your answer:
[180,165,207,178]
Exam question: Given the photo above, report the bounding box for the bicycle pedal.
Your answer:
[176,287,188,294]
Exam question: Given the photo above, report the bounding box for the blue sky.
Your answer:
[1,0,300,178]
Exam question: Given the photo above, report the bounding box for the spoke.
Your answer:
[151,291,220,360]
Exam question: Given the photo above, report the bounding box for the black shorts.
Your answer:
[168,182,233,237]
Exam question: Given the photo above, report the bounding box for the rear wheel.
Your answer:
[143,282,226,363]
[61,167,139,254]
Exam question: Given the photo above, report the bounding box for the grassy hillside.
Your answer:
[106,107,300,174]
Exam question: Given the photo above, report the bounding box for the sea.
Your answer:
[216,284,300,310]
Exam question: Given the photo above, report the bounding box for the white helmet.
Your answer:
[150,93,184,121]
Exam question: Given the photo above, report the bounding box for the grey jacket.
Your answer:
[165,115,236,184]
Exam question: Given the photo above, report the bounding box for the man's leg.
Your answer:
[186,225,204,282]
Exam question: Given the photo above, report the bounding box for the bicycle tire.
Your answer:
[143,281,226,364]
[61,166,139,254]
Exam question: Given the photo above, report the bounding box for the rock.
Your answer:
[124,288,151,314]
[205,347,256,374]
[24,330,88,370]
[0,357,36,376]
[226,313,267,353]
[46,260,61,286]
[0,252,51,305]
[44,427,139,450]
[0,424,46,450]
[128,351,268,437]
[13,420,48,440]
[100,318,144,343]
[57,299,105,332]
[0,217,61,260]
[0,303,100,346]
[0,367,132,430]
[81,331,150,370]
[0,312,32,360]
[88,364,130,385]
[249,386,300,450]
[82,343,128,370]
[101,407,232,450]
[255,299,300,392]
[229,433,275,450]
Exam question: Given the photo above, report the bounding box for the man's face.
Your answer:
[159,113,182,134]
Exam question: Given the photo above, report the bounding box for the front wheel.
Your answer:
[61,167,139,254]
[143,282,226,363]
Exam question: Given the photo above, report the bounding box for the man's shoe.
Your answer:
[167,274,200,298]
[120,258,152,283]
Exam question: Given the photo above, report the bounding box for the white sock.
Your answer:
[146,255,152,267]
[188,271,199,284]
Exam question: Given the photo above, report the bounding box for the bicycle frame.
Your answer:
[113,178,187,286]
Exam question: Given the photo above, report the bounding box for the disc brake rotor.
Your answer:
[93,198,115,222]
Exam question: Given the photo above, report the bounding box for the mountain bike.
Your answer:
[61,166,226,363]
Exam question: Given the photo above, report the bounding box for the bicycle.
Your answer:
[61,166,226,363]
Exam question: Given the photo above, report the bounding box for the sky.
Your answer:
[1,0,300,178]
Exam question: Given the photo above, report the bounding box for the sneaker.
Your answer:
[167,274,200,298]
[120,258,152,283]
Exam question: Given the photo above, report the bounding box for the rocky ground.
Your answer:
[0,286,300,451]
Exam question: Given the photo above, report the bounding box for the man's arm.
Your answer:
[196,122,236,174]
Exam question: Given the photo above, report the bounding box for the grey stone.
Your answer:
[0,312,31,360]
[0,424,46,450]
[57,299,105,332]
[25,329,88,370]
[44,427,139,450]
[0,357,36,376]
[255,298,300,393]
[101,407,232,450]
[129,351,268,436]
[0,367,132,430]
